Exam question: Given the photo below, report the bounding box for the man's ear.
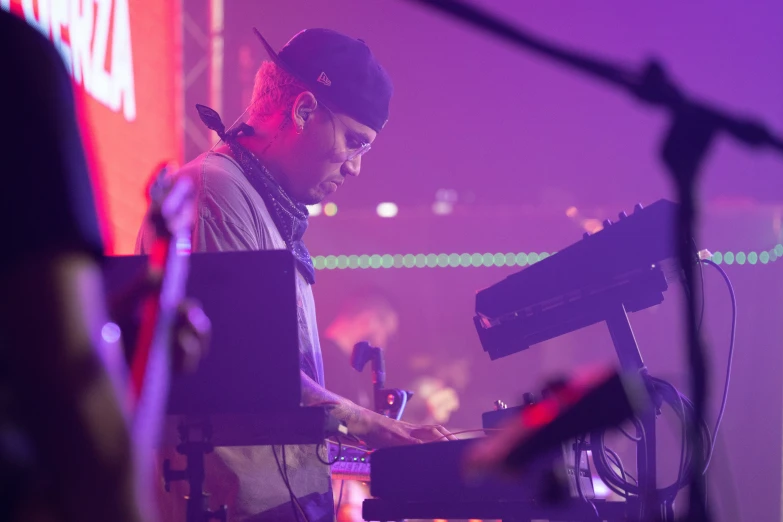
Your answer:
[291,91,318,130]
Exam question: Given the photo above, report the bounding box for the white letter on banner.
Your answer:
[69,0,94,89]
[109,0,136,121]
[50,0,71,72]
[22,0,50,37]
[90,0,112,107]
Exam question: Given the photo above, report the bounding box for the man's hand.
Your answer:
[350,409,458,448]
[301,372,457,448]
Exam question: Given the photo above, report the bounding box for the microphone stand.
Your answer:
[401,1,783,520]
[352,342,412,420]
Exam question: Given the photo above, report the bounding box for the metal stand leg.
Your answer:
[605,303,660,521]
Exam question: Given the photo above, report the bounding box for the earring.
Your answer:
[295,124,304,134]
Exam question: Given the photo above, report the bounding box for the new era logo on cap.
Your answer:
[253,27,391,131]
[317,71,332,86]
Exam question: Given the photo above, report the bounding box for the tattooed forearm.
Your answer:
[301,370,362,426]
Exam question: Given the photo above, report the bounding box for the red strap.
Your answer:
[128,237,170,408]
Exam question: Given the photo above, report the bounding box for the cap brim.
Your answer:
[252,27,284,66]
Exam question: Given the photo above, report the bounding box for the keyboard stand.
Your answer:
[161,406,342,522]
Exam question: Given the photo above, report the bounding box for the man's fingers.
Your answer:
[420,424,457,442]
[434,425,458,441]
[408,425,452,443]
[383,432,420,447]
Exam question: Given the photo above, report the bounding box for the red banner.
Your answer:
[2,0,183,253]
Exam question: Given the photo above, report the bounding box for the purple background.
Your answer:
[213,1,783,520]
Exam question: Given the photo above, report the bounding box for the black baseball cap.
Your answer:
[253,27,393,132]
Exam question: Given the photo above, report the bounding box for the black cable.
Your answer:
[605,447,637,485]
[592,418,645,498]
[697,246,706,332]
[603,447,633,501]
[272,446,299,522]
[651,377,711,492]
[673,375,689,485]
[594,463,633,499]
[316,440,342,466]
[596,418,647,521]
[574,436,600,520]
[335,480,345,519]
[285,447,310,522]
[285,447,308,522]
[700,259,738,472]
[616,422,642,442]
[273,445,309,522]
[591,377,712,503]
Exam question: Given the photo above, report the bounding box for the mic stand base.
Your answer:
[163,420,228,522]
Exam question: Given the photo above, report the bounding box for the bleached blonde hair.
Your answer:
[246,61,309,127]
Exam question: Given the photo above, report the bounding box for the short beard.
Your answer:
[295,188,325,206]
[275,175,321,206]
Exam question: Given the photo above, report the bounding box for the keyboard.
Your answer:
[369,439,593,502]
[474,199,680,360]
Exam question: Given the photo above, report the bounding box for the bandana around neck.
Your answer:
[195,104,315,284]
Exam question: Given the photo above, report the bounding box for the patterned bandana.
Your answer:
[195,104,315,284]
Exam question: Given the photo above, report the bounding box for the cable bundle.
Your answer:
[587,259,737,516]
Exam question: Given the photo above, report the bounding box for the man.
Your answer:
[0,10,208,522]
[137,28,454,521]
